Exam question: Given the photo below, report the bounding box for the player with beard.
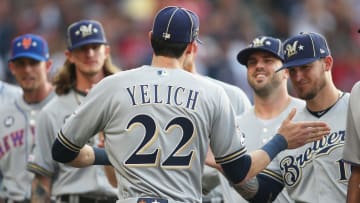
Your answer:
[27,20,120,203]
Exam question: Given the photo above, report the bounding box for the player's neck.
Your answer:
[254,88,291,119]
[23,82,53,104]
[75,72,104,93]
[151,55,184,69]
[306,84,342,112]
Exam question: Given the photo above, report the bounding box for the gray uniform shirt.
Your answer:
[28,89,117,197]
[0,81,22,104]
[268,93,350,203]
[201,76,251,203]
[0,91,54,201]
[343,81,360,165]
[58,66,246,202]
[223,97,304,203]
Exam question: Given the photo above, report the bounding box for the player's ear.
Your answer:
[8,62,15,75]
[45,60,53,73]
[323,56,333,71]
[148,31,153,41]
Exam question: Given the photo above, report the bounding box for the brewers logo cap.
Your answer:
[278,32,330,71]
[152,6,201,43]
[67,19,107,50]
[237,36,284,66]
[9,34,49,62]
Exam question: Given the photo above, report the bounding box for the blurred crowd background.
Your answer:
[1,0,360,102]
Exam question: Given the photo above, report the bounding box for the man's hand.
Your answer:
[278,108,330,149]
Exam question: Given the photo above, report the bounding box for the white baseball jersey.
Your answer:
[268,93,350,203]
[220,97,304,203]
[0,91,54,201]
[27,89,117,197]
[0,81,22,104]
[343,81,360,165]
[59,66,246,202]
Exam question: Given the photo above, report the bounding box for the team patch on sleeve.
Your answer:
[215,147,247,164]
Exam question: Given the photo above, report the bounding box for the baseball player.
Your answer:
[222,36,305,203]
[98,59,253,202]
[0,80,22,104]
[51,6,329,203]
[0,34,55,203]
[238,32,350,202]
[342,81,360,203]
[27,20,119,203]
[182,57,252,203]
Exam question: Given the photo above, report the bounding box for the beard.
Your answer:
[295,77,326,100]
[249,74,282,98]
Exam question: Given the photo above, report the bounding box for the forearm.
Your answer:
[52,137,111,167]
[104,165,118,188]
[242,150,271,183]
[347,166,360,203]
[67,145,95,167]
[31,174,52,203]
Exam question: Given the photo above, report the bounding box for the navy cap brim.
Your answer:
[9,53,47,62]
[68,40,107,51]
[237,47,283,66]
[276,57,319,72]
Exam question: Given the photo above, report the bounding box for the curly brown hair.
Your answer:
[52,57,120,95]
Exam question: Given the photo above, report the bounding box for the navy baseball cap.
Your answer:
[67,20,107,50]
[152,6,201,44]
[237,36,284,65]
[278,32,330,71]
[9,34,49,62]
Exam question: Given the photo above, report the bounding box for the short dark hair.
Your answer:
[151,36,188,58]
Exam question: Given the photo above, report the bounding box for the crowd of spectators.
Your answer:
[1,0,359,101]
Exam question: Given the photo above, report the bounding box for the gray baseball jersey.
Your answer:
[58,66,246,202]
[201,76,251,202]
[27,89,117,197]
[268,93,350,203]
[220,97,304,203]
[0,91,54,201]
[204,76,252,115]
[0,81,22,104]
[343,81,360,165]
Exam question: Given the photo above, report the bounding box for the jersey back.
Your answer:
[59,66,245,202]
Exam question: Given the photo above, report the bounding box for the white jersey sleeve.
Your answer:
[343,81,360,165]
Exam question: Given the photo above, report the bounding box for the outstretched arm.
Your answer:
[208,109,330,202]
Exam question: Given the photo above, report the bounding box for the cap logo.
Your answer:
[252,37,268,47]
[162,32,171,40]
[320,48,326,54]
[21,37,33,49]
[75,23,98,38]
[285,40,301,58]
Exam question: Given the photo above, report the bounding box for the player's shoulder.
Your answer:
[289,96,306,108]
[42,92,74,112]
[0,81,22,96]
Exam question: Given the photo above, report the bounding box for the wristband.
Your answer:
[93,147,112,165]
[261,134,288,160]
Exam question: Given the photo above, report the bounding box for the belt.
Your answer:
[58,195,117,203]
